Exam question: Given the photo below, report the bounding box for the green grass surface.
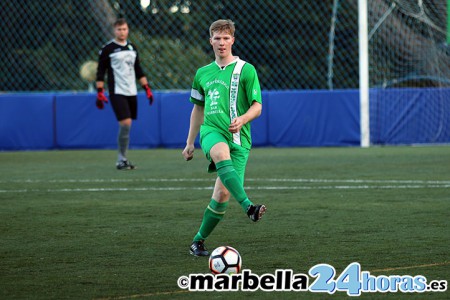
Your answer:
[1,147,449,299]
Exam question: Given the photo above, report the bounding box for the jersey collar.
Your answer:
[215,57,240,70]
[113,39,128,47]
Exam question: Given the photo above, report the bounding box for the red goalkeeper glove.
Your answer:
[143,84,154,105]
[96,88,108,109]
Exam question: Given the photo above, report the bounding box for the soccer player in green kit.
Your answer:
[182,19,266,256]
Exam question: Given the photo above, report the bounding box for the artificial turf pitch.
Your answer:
[1,147,449,299]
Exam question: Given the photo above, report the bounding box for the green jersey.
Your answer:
[190,58,262,150]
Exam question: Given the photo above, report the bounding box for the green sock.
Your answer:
[216,160,253,212]
[193,200,228,242]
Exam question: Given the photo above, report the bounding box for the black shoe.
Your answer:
[116,160,136,170]
[247,204,266,222]
[190,240,209,257]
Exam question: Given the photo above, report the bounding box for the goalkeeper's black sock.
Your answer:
[118,124,131,161]
[216,160,253,212]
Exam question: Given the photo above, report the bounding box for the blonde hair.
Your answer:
[209,19,235,37]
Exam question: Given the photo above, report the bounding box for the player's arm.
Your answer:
[138,77,148,86]
[95,47,109,108]
[96,81,104,90]
[229,101,262,133]
[96,46,109,90]
[138,76,154,105]
[182,104,204,161]
[134,47,154,105]
[134,45,146,80]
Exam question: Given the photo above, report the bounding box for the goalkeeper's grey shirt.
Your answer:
[96,39,145,96]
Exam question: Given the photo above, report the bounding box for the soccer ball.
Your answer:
[79,60,98,82]
[209,246,242,274]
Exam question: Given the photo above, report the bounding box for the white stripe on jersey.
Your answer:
[190,88,204,102]
[229,59,246,146]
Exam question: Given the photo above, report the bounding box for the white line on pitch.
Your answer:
[1,178,450,184]
[1,184,450,193]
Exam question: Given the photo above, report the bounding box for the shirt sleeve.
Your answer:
[96,45,109,82]
[190,71,205,106]
[133,45,146,80]
[242,64,262,105]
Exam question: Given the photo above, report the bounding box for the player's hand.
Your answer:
[143,84,154,105]
[96,88,108,109]
[182,144,195,161]
[229,117,245,133]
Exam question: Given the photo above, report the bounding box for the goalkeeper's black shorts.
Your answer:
[110,94,138,121]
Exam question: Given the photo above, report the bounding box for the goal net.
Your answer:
[366,0,450,145]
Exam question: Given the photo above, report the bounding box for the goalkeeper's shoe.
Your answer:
[247,204,266,222]
[116,160,136,170]
[190,240,209,257]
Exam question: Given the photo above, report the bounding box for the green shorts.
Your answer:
[200,130,250,181]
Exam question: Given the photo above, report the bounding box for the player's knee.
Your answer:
[119,118,132,127]
[210,143,230,162]
[213,187,230,202]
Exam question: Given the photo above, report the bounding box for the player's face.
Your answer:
[114,24,129,43]
[210,31,235,59]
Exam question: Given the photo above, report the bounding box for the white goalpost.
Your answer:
[358,0,370,148]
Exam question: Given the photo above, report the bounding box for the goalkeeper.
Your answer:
[96,18,154,170]
[182,19,266,257]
